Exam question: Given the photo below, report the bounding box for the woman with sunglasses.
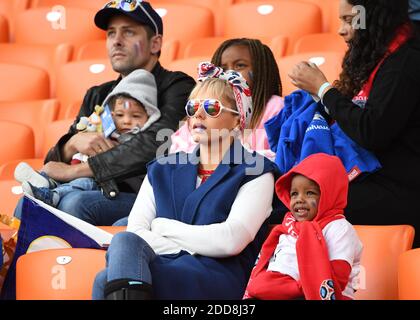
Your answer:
[92,63,278,300]
[170,38,283,159]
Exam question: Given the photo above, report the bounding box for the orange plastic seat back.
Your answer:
[56,59,118,119]
[184,36,276,59]
[277,51,344,96]
[0,179,24,217]
[183,37,231,59]
[0,43,72,97]
[398,248,420,300]
[41,119,73,158]
[225,1,322,55]
[31,0,106,10]
[152,0,231,36]
[160,39,179,67]
[168,56,211,79]
[269,35,288,58]
[354,225,415,300]
[0,0,30,40]
[293,33,347,55]
[153,4,214,58]
[0,158,44,181]
[0,63,50,102]
[0,99,59,157]
[14,8,105,52]
[0,121,34,166]
[98,226,126,235]
[16,248,106,300]
[75,40,107,61]
[0,14,8,42]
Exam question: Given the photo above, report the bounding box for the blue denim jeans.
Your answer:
[14,190,137,226]
[53,177,98,199]
[112,216,129,226]
[92,232,156,300]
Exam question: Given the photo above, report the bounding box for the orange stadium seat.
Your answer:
[277,51,344,96]
[224,1,322,55]
[75,40,107,61]
[63,100,82,120]
[41,119,73,158]
[0,63,50,102]
[0,158,44,181]
[293,33,347,55]
[232,0,340,33]
[354,225,415,300]
[298,0,340,33]
[269,35,288,58]
[14,8,105,54]
[75,39,178,68]
[0,14,8,42]
[0,43,72,97]
[55,59,118,119]
[151,0,232,36]
[326,0,341,33]
[16,248,106,300]
[31,0,106,10]
[152,3,214,58]
[168,56,211,79]
[0,120,35,166]
[0,0,30,40]
[0,99,59,157]
[183,36,277,59]
[398,248,420,300]
[98,226,125,235]
[183,37,231,59]
[0,179,24,217]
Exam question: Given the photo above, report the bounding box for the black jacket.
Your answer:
[46,62,196,197]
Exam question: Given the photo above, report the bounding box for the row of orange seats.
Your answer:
[0,0,342,57]
[12,226,420,300]
[0,37,345,114]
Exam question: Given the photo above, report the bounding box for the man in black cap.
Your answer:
[15,1,195,225]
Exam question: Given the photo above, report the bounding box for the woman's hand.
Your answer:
[42,161,93,182]
[288,62,329,96]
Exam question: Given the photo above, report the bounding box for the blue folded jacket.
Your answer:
[264,90,381,180]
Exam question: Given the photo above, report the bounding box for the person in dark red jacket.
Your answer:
[289,0,420,248]
[13,1,195,225]
[244,153,363,300]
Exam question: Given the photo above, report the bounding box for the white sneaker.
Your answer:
[14,162,50,188]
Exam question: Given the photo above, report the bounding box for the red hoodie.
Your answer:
[244,153,353,300]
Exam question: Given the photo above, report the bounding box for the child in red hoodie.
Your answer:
[244,153,363,300]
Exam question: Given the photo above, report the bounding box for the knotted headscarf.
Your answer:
[197,62,253,130]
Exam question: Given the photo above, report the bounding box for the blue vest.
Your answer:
[147,140,277,299]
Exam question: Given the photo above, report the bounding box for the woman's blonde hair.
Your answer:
[189,78,237,111]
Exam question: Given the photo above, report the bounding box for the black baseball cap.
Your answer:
[94,0,163,35]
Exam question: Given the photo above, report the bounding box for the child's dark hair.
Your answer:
[211,38,282,129]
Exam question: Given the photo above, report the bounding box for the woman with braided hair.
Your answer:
[289,0,420,248]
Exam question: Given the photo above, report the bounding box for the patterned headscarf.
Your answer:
[197,62,253,130]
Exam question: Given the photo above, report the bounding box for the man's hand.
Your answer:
[288,62,329,96]
[42,161,93,182]
[62,132,117,162]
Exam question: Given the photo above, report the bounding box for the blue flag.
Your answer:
[1,196,112,300]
